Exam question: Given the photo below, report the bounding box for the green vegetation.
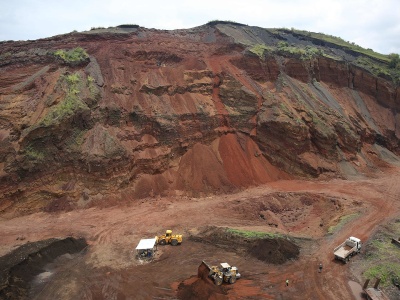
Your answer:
[276,42,324,60]
[280,28,389,62]
[364,264,400,287]
[40,73,88,127]
[116,24,139,28]
[53,47,89,64]
[249,44,274,59]
[226,228,282,239]
[328,213,360,234]
[87,75,95,84]
[24,144,45,161]
[362,220,400,287]
[206,20,246,26]
[354,56,400,84]
[249,42,328,61]
[388,53,400,69]
[87,75,98,98]
[264,27,400,84]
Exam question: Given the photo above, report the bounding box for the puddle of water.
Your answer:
[348,280,364,300]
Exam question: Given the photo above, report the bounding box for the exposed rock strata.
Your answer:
[0,23,399,213]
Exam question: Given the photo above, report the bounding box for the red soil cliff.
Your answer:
[0,23,399,214]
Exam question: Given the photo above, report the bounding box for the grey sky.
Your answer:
[1,0,399,54]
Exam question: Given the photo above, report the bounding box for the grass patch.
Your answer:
[206,20,246,27]
[362,220,400,288]
[328,213,360,234]
[116,24,139,29]
[354,56,400,84]
[280,28,389,63]
[249,41,333,61]
[53,47,89,64]
[276,42,325,60]
[40,73,88,127]
[266,28,399,83]
[87,75,99,99]
[249,44,274,59]
[226,228,282,239]
[364,263,400,287]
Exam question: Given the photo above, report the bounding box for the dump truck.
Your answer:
[202,261,241,285]
[156,229,182,246]
[334,236,361,263]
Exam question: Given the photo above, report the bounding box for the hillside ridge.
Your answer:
[0,22,399,215]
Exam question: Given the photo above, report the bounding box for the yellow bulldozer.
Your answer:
[202,261,241,285]
[156,229,183,246]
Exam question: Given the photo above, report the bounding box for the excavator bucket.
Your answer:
[198,261,215,284]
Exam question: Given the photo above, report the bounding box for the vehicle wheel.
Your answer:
[171,239,178,246]
[229,276,237,284]
[159,239,166,245]
[214,277,223,286]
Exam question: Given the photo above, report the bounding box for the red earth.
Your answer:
[1,24,400,300]
[1,165,399,299]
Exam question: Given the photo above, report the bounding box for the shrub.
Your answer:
[226,228,282,239]
[206,20,246,26]
[53,47,89,65]
[41,73,88,127]
[249,44,274,59]
[116,24,139,29]
[388,53,400,69]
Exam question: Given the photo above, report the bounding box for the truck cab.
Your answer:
[349,236,362,251]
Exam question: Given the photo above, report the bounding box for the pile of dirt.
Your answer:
[248,238,299,264]
[0,237,87,299]
[177,262,228,300]
[177,276,228,300]
[226,192,345,236]
[190,226,300,264]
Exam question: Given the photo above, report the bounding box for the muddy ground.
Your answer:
[1,166,400,299]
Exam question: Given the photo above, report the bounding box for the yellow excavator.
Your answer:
[156,229,183,246]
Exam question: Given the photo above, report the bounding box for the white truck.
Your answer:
[334,236,362,263]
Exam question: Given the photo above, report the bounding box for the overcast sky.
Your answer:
[1,0,399,54]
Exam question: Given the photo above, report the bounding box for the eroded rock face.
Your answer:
[0,24,399,212]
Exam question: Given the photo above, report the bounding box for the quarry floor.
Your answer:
[1,166,400,299]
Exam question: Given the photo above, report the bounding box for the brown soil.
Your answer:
[0,238,87,299]
[248,238,299,264]
[190,226,299,264]
[0,166,399,299]
[177,275,228,300]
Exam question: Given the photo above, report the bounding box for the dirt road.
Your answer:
[1,167,399,299]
